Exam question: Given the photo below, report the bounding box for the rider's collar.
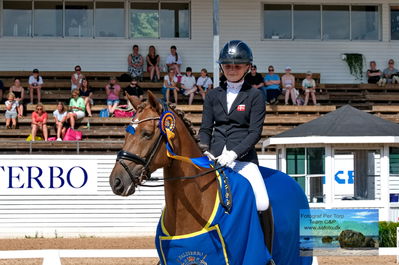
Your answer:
[226,80,244,91]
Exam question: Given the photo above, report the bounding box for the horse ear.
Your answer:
[147,91,162,114]
[127,95,141,110]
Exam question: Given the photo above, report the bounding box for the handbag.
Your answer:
[99,108,109,118]
[26,134,43,141]
[63,128,82,141]
[114,105,134,118]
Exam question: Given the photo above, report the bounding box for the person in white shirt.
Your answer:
[166,45,182,76]
[302,71,318,106]
[53,102,68,141]
[196,68,213,101]
[28,69,44,105]
[181,67,197,105]
[71,65,85,91]
[162,68,179,104]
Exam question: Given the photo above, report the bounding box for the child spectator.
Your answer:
[163,68,179,104]
[28,69,44,105]
[181,67,197,105]
[245,65,264,89]
[166,45,182,76]
[146,45,161,82]
[302,71,318,106]
[53,102,68,141]
[5,92,19,129]
[367,61,383,85]
[9,78,25,116]
[71,65,85,91]
[127,45,144,81]
[79,79,93,117]
[381,59,399,85]
[0,79,4,103]
[282,66,296,105]
[196,68,213,101]
[31,104,48,141]
[106,77,121,116]
[264,65,281,104]
[67,89,85,129]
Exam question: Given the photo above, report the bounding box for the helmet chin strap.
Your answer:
[220,64,251,83]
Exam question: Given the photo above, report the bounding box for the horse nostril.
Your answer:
[114,178,124,193]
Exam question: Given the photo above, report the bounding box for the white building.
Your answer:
[0,0,398,83]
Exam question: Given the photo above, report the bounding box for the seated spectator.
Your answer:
[146,45,161,82]
[302,71,318,106]
[196,68,213,101]
[67,89,85,129]
[28,69,44,105]
[71,65,85,91]
[31,104,48,141]
[245,65,264,89]
[0,79,5,103]
[53,102,68,141]
[9,78,25,116]
[163,68,179,104]
[106,77,121,116]
[282,66,296,105]
[367,61,383,85]
[181,67,197,105]
[381,59,399,85]
[124,78,144,110]
[5,92,19,129]
[166,45,182,76]
[264,65,281,104]
[79,79,93,117]
[127,45,144,81]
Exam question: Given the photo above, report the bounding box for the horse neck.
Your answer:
[162,117,218,236]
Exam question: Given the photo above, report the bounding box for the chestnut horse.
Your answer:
[109,91,312,265]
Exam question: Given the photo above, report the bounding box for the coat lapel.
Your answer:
[217,86,228,115]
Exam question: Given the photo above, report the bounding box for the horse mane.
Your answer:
[168,104,200,143]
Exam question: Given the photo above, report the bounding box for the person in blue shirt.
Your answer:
[263,65,281,104]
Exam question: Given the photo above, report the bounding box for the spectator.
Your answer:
[367,61,383,85]
[281,66,296,105]
[31,104,48,141]
[67,89,85,129]
[5,92,18,129]
[71,65,85,91]
[127,45,144,81]
[245,65,264,89]
[0,79,4,103]
[53,102,68,141]
[264,65,281,104]
[302,71,318,106]
[381,59,399,85]
[124,78,144,110]
[146,45,161,82]
[106,77,121,116]
[196,68,213,101]
[28,69,44,105]
[181,67,197,105]
[163,68,179,104]
[166,45,182,76]
[79,78,93,117]
[9,78,25,116]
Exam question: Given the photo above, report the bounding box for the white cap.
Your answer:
[285,66,292,70]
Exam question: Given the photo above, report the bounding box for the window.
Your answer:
[34,1,63,37]
[3,1,32,37]
[131,2,159,38]
[351,6,379,40]
[287,148,305,175]
[160,2,189,38]
[390,147,399,174]
[293,5,320,39]
[65,1,93,37]
[322,5,349,40]
[263,4,292,39]
[391,6,399,40]
[95,2,125,37]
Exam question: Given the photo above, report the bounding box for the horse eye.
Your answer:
[142,130,153,139]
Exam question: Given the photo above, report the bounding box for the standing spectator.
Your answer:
[166,45,182,76]
[0,79,4,103]
[196,68,213,101]
[79,79,93,117]
[367,61,383,85]
[67,89,85,129]
[163,68,179,104]
[381,59,399,85]
[71,65,85,91]
[124,78,144,110]
[146,45,161,82]
[53,102,68,141]
[245,65,264,89]
[9,78,25,116]
[31,104,48,141]
[264,65,281,104]
[106,77,121,116]
[127,45,144,81]
[302,71,318,106]
[181,67,197,105]
[28,69,44,105]
[281,66,296,105]
[4,92,19,129]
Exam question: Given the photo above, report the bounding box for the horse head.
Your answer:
[109,91,169,196]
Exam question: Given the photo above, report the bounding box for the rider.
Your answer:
[199,40,272,248]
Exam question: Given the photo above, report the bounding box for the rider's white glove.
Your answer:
[216,150,237,167]
[204,151,216,161]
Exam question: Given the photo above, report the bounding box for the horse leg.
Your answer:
[258,205,274,255]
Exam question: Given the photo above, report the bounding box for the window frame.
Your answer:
[2,0,34,38]
[390,4,399,41]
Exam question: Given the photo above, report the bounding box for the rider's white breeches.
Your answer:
[229,161,269,211]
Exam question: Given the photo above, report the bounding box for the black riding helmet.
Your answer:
[218,40,253,65]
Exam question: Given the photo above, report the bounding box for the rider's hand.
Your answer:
[216,150,237,167]
[204,151,216,161]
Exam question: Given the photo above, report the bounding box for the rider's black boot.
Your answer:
[258,206,274,255]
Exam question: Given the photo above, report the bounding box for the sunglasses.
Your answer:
[389,62,394,65]
[37,108,43,110]
[268,69,274,71]
[75,69,81,71]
